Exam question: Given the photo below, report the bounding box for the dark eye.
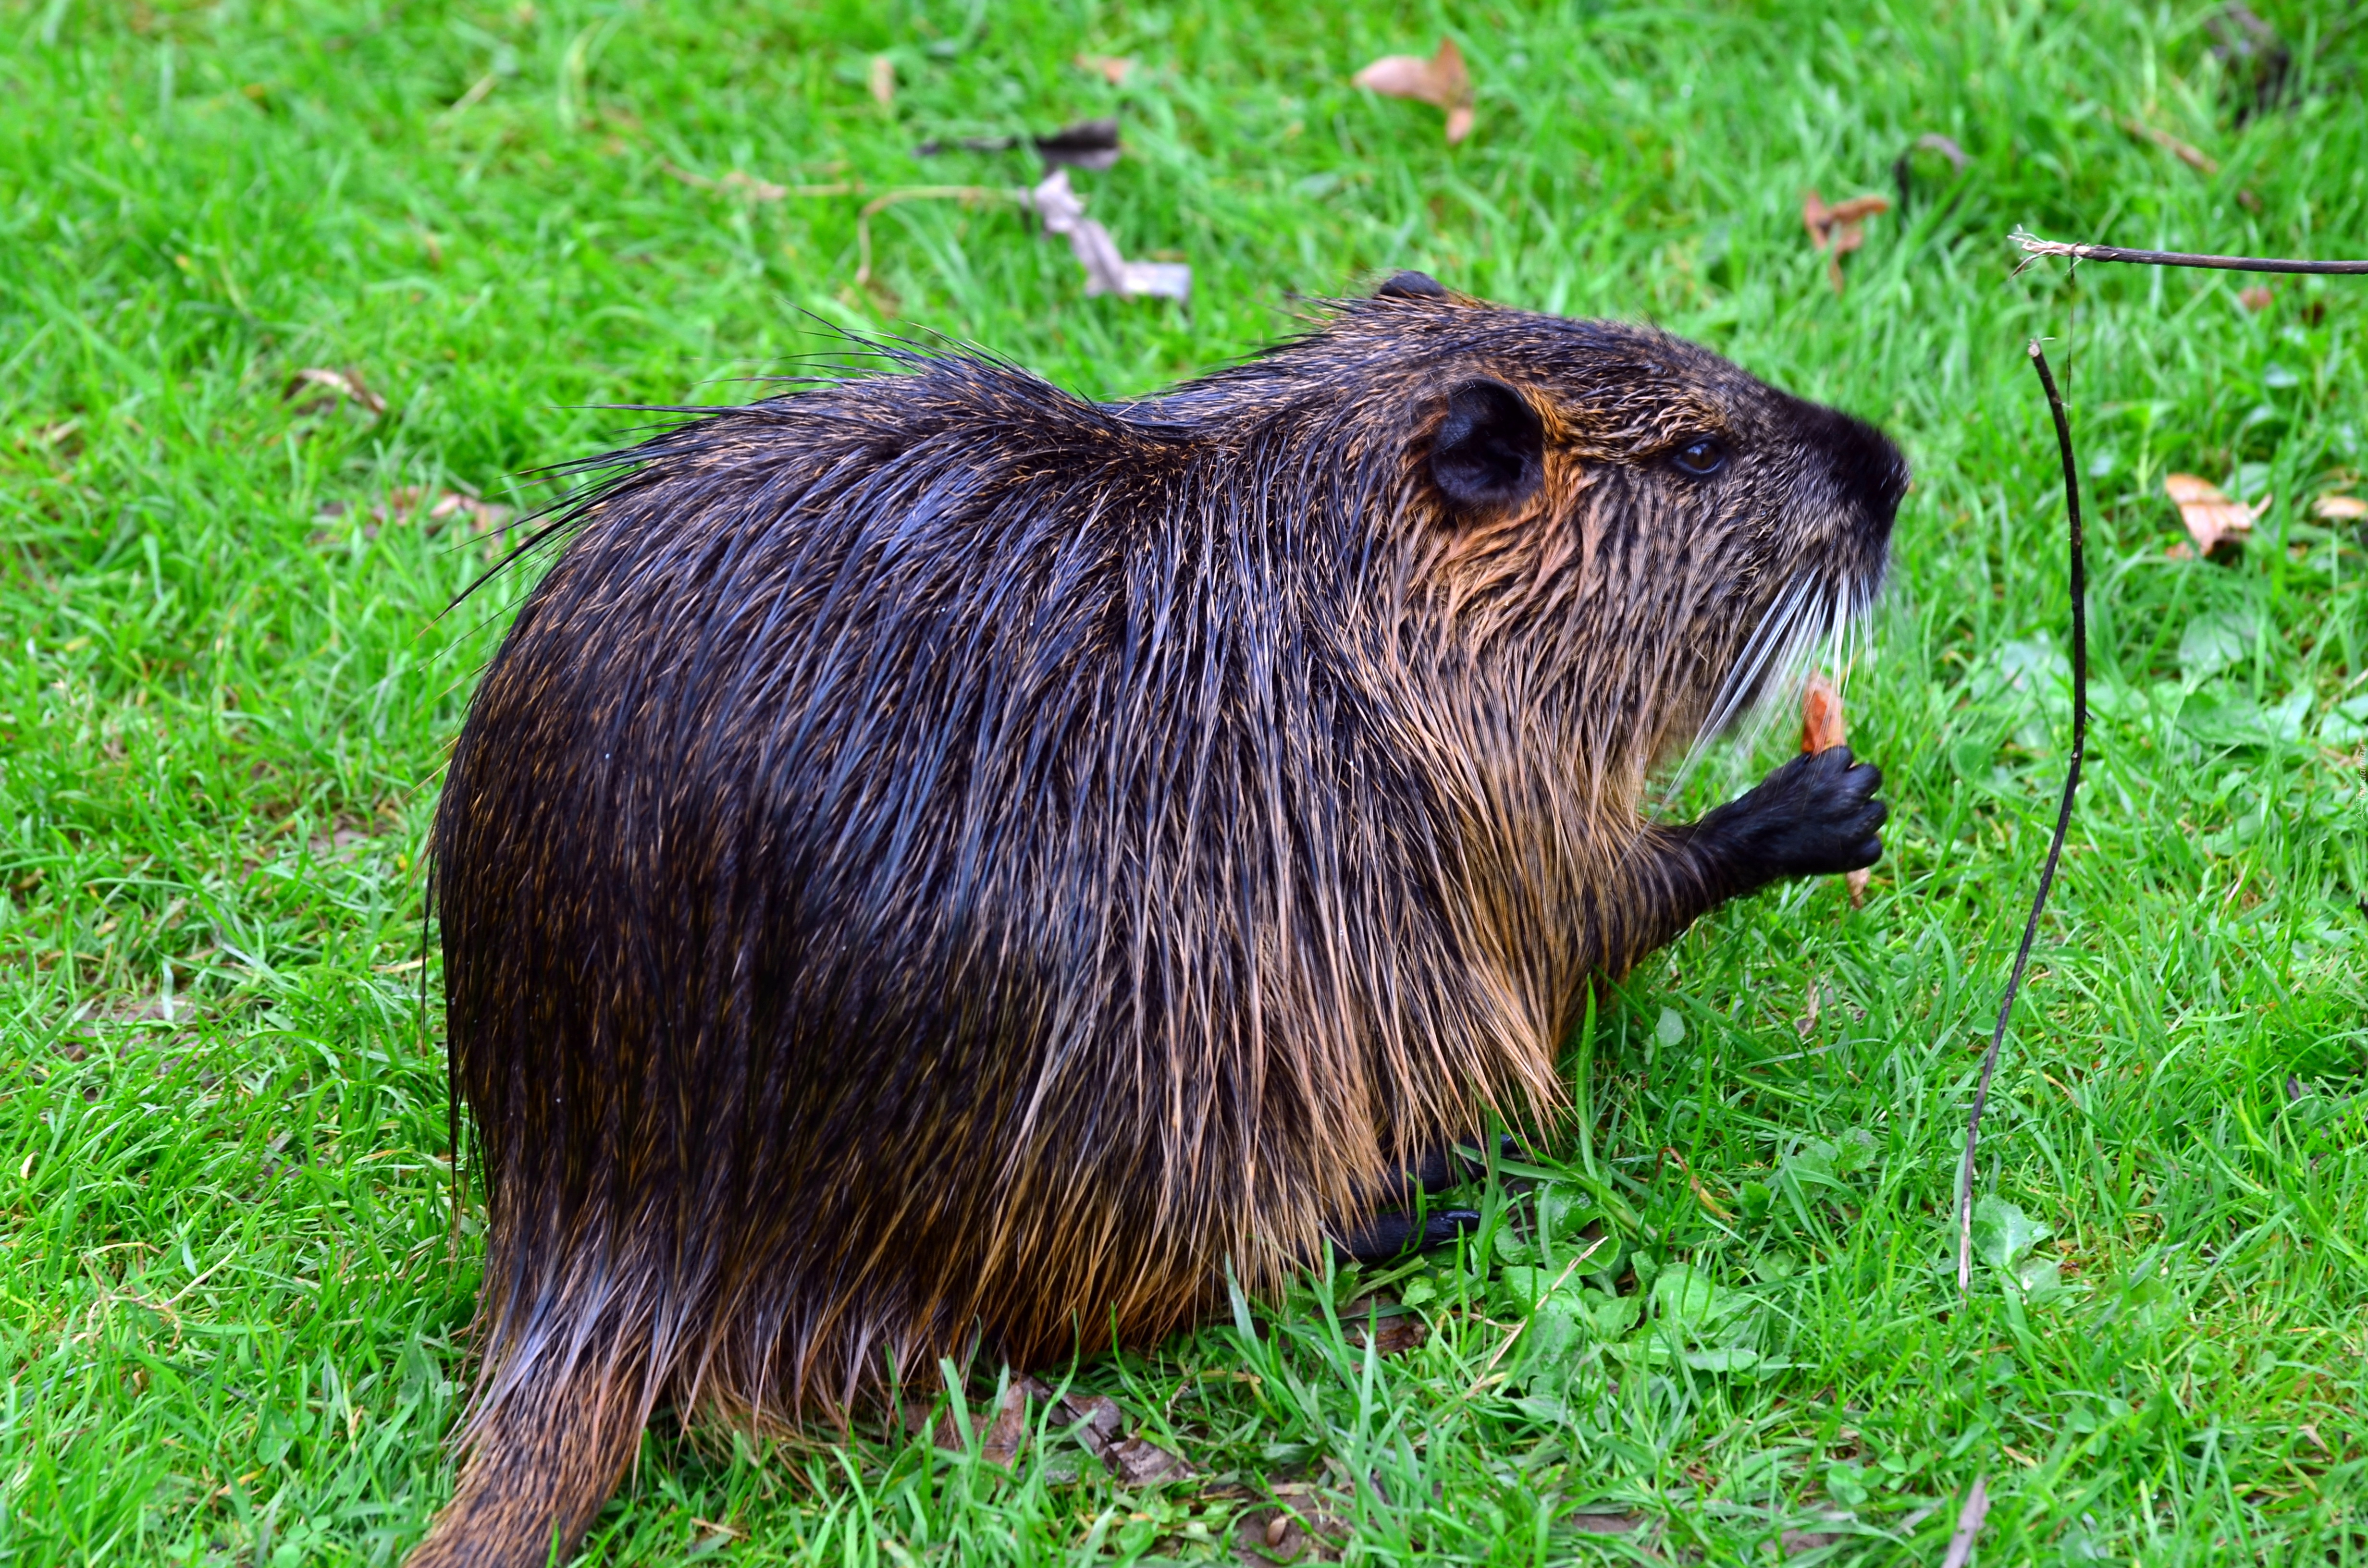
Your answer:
[1672,437,1727,477]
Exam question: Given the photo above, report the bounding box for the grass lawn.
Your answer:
[5,0,2367,1562]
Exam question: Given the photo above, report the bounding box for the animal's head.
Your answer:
[1210,272,1908,779]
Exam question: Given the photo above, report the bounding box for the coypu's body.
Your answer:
[418,277,1905,1565]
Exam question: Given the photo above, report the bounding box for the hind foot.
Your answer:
[1332,1207,1482,1264]
[1329,1136,1517,1265]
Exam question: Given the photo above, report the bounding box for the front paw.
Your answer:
[1705,745,1885,881]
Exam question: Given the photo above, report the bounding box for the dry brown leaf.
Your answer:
[977,1381,1030,1467]
[867,54,895,109]
[938,1378,1193,1485]
[1353,38,1474,144]
[1567,1514,1649,1535]
[1075,53,1136,85]
[2312,494,2366,521]
[1800,673,1867,906]
[284,367,386,416]
[2165,472,2263,555]
[1237,1503,1350,1563]
[2238,284,2273,312]
[1341,1302,1427,1357]
[1801,190,1889,294]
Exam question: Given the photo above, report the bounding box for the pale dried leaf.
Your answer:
[1353,38,1473,141]
[1354,55,1443,103]
[1236,1504,1349,1564]
[1800,674,1865,905]
[1566,1514,1648,1535]
[1106,1435,1195,1486]
[1075,53,1136,85]
[2312,493,2365,521]
[1046,1389,1193,1486]
[2165,472,2261,554]
[978,1381,1029,1467]
[1783,1529,1849,1555]
[867,55,895,108]
[1800,191,1889,294]
[1800,673,1849,755]
[1343,1309,1427,1357]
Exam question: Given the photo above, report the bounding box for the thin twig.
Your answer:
[1939,1476,1991,1568]
[1957,341,2087,1293]
[2012,227,2368,276]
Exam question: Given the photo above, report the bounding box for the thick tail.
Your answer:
[406,1331,649,1568]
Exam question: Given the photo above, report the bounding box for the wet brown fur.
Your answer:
[413,284,1904,1564]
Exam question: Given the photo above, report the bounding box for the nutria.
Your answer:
[416,272,1905,1566]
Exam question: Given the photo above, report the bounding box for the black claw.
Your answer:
[1331,1206,1483,1266]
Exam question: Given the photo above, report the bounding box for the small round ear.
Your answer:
[1431,379,1545,511]
[1375,270,1448,300]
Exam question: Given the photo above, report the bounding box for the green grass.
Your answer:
[4,0,2366,1562]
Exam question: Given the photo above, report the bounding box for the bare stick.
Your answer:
[1957,341,2087,1293]
[2012,227,2368,276]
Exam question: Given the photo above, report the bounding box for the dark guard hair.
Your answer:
[415,278,1906,1565]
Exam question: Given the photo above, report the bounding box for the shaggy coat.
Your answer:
[416,281,1905,1565]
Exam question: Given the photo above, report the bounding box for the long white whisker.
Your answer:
[1660,575,1813,808]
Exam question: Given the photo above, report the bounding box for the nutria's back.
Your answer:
[416,280,1905,1566]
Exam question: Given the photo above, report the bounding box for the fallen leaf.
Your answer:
[284,367,386,416]
[1566,1514,1649,1535]
[1801,191,1889,294]
[2238,284,2273,311]
[1342,1304,1427,1357]
[867,54,895,109]
[2164,472,2263,555]
[1800,674,1867,906]
[1075,53,1136,86]
[1782,1528,1849,1555]
[941,1378,1194,1486]
[978,1381,1030,1467]
[1052,1390,1193,1484]
[1353,38,1474,144]
[1236,1503,1349,1563]
[1022,170,1190,300]
[2313,494,2366,521]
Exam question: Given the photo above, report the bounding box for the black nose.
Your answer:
[1797,400,1909,532]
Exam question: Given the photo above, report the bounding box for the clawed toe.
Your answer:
[1329,1207,1483,1266]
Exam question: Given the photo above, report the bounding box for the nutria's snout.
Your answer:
[1787,393,1910,591]
[1805,400,1911,535]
